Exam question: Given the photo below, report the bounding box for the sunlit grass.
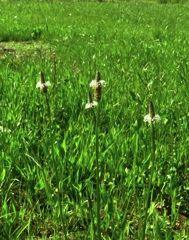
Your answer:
[0,0,189,239]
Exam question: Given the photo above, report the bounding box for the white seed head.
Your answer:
[85,101,98,109]
[89,80,106,88]
[144,114,161,124]
[36,81,51,88]
[36,81,51,93]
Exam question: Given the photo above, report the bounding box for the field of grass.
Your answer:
[1,0,189,239]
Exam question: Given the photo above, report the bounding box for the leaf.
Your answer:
[129,91,142,104]
[0,168,6,182]
[61,138,67,153]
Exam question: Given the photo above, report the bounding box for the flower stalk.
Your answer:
[95,102,101,240]
[86,71,106,239]
[142,101,160,240]
[52,53,57,94]
[36,71,67,239]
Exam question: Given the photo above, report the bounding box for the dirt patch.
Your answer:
[0,41,53,59]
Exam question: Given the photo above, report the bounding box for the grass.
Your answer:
[0,0,189,239]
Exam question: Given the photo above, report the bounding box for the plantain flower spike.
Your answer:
[36,71,51,93]
[144,101,161,124]
[85,91,98,109]
[89,71,106,101]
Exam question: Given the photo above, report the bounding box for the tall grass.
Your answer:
[0,0,189,239]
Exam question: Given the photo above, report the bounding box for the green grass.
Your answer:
[0,0,189,239]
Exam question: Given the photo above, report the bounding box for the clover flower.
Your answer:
[36,71,51,93]
[89,71,106,101]
[144,101,161,124]
[85,91,98,109]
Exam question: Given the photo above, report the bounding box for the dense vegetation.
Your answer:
[0,0,189,239]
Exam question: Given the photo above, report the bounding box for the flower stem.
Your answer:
[142,120,156,239]
[45,93,51,122]
[95,102,101,240]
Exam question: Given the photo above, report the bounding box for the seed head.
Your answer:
[144,101,161,124]
[36,71,51,93]
[149,101,155,119]
[144,114,161,124]
[89,71,105,101]
[85,91,98,109]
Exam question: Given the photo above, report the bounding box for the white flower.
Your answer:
[144,114,161,124]
[36,71,51,93]
[36,81,51,89]
[36,80,51,93]
[85,101,98,109]
[85,91,98,109]
[89,80,106,88]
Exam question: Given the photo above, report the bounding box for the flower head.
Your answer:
[144,114,161,124]
[89,80,106,88]
[89,71,106,101]
[85,101,98,109]
[36,71,51,93]
[144,101,161,124]
[85,91,98,109]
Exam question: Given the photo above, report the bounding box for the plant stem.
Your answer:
[142,123,155,240]
[45,93,51,122]
[87,190,95,240]
[95,102,101,240]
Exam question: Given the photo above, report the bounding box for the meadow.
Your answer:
[0,0,189,239]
